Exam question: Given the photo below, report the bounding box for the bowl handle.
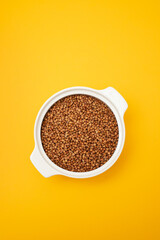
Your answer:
[30,147,59,177]
[100,87,128,117]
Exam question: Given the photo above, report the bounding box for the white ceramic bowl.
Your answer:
[30,87,128,178]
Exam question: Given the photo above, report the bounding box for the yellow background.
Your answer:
[1,0,160,239]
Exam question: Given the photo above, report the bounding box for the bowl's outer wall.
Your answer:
[30,87,128,178]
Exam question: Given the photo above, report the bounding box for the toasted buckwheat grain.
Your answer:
[41,94,119,172]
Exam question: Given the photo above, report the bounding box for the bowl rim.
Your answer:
[34,86,125,178]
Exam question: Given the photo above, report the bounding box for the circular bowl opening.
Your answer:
[34,87,125,178]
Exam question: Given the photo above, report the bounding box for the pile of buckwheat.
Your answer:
[41,95,119,172]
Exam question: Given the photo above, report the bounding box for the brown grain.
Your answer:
[41,94,119,172]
